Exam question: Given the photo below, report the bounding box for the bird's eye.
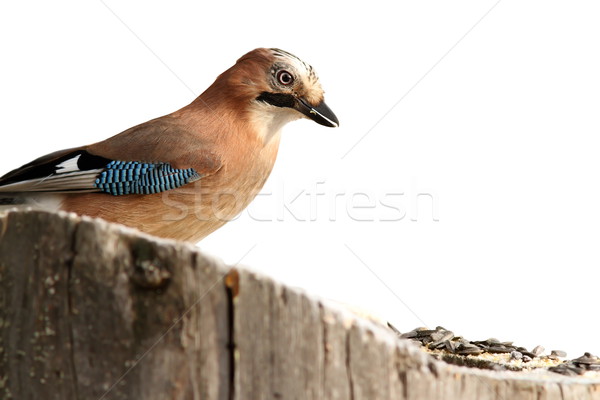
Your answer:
[277,70,294,86]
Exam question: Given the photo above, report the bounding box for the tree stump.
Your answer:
[0,209,599,399]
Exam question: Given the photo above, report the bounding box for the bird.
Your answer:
[0,48,338,242]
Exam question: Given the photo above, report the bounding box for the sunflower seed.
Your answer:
[549,364,584,376]
[445,340,457,353]
[430,330,454,346]
[550,350,567,358]
[573,352,599,365]
[400,330,419,339]
[487,345,511,354]
[531,345,545,356]
[387,322,402,336]
[456,344,483,355]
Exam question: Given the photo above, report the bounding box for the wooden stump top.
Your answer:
[0,209,599,399]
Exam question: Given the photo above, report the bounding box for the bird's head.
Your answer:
[201,48,339,140]
[251,48,339,129]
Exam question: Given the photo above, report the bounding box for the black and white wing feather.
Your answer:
[0,148,201,196]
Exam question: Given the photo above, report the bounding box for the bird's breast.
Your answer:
[205,131,281,217]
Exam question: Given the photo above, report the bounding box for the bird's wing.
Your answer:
[0,117,222,195]
[0,117,223,196]
[0,148,205,195]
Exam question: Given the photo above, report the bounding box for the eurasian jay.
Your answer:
[0,48,338,242]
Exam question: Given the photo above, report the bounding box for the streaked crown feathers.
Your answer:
[227,48,325,106]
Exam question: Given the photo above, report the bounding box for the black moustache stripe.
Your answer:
[256,92,296,108]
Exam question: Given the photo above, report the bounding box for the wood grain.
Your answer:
[1,209,599,399]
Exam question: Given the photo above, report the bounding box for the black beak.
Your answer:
[296,98,339,128]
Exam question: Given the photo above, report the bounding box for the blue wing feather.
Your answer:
[95,161,200,195]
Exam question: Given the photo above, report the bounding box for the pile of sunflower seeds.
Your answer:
[389,324,600,376]
[548,353,600,376]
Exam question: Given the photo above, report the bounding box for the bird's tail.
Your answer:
[0,193,64,214]
[0,195,23,214]
[0,195,30,213]
[0,196,19,206]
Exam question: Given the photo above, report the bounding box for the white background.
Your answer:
[1,1,599,359]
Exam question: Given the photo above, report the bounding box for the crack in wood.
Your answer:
[225,273,236,400]
[345,330,355,400]
[66,222,80,399]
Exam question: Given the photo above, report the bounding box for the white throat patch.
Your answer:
[249,101,301,144]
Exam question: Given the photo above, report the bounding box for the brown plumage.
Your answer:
[0,48,339,242]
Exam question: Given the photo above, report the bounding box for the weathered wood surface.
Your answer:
[0,209,599,400]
